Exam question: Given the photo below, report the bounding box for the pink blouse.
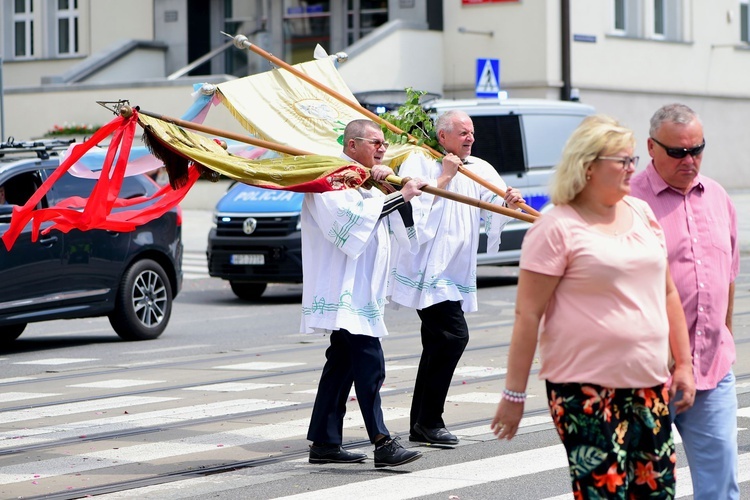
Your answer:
[520,197,671,388]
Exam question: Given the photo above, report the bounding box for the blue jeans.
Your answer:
[671,370,739,500]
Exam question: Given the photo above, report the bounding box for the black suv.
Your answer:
[0,140,183,342]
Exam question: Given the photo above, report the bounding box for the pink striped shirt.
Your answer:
[631,163,739,390]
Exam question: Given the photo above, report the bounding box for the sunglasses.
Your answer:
[354,137,389,149]
[651,137,705,159]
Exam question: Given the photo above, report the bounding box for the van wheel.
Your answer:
[109,259,173,341]
[230,282,267,300]
[1,323,27,341]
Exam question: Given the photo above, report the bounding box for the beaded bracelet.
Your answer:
[502,389,527,403]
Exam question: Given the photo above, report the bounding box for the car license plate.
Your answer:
[230,254,264,265]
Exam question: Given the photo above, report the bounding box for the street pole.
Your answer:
[560,0,572,101]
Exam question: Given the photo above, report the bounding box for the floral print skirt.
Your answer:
[546,381,676,499]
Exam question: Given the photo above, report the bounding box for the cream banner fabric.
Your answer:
[216,59,434,168]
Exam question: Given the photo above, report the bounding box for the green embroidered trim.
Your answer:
[329,201,364,248]
[390,269,477,293]
[484,193,499,234]
[302,291,385,322]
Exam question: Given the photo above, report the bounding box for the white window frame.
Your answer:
[12,0,35,59]
[656,0,682,41]
[612,0,642,37]
[56,0,79,56]
[613,0,683,41]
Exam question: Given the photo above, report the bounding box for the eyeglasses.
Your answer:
[596,155,639,169]
[650,137,705,159]
[354,137,389,149]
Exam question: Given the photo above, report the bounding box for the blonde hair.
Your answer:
[550,114,635,205]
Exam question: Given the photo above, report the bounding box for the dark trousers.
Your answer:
[411,300,469,430]
[307,329,389,445]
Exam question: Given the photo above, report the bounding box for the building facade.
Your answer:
[1,0,749,187]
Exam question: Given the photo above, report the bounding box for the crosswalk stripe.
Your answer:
[13,357,98,365]
[67,379,165,389]
[213,361,306,371]
[183,252,209,279]
[454,366,506,377]
[276,444,570,500]
[183,382,282,392]
[0,392,62,402]
[0,377,35,384]
[0,396,177,424]
[0,398,298,451]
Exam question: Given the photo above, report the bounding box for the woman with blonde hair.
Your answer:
[491,115,695,498]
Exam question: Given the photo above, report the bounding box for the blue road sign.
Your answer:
[476,58,501,98]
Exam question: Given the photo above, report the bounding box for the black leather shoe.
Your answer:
[374,437,422,468]
[409,423,459,445]
[309,444,367,464]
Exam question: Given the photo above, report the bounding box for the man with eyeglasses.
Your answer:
[302,119,428,468]
[389,110,524,447]
[630,103,739,500]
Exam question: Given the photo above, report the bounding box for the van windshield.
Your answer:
[523,114,587,169]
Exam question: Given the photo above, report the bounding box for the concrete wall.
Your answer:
[441,0,552,96]
[338,29,443,96]
[79,49,166,84]
[89,0,155,54]
[2,77,244,141]
[154,0,189,75]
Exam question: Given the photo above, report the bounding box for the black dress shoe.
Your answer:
[409,423,459,445]
[309,444,367,464]
[374,437,422,468]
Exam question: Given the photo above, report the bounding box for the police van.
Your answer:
[207,98,594,299]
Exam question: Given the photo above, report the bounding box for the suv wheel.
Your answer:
[1,323,27,341]
[230,282,267,300]
[109,259,173,341]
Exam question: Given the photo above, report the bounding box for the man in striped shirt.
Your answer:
[630,103,739,500]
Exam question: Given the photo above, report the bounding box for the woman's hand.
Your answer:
[669,362,696,414]
[490,398,525,441]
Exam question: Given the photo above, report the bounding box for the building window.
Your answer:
[612,0,682,41]
[347,0,388,45]
[13,0,35,58]
[283,0,331,63]
[654,0,665,37]
[742,1,749,42]
[56,0,79,55]
[614,0,626,32]
[612,0,640,37]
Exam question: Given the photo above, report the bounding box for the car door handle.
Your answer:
[38,235,58,246]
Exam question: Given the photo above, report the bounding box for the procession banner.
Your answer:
[137,112,370,193]
[215,58,431,167]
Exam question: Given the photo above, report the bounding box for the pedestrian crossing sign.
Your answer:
[476,58,501,98]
